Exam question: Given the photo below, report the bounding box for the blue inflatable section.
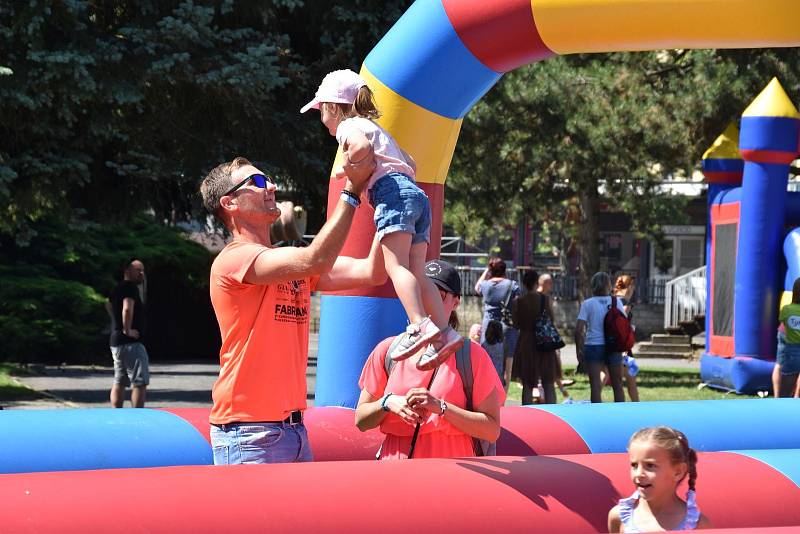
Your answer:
[740,116,800,154]
[364,0,501,119]
[702,158,744,174]
[784,228,800,290]
[735,162,787,357]
[316,295,408,407]
[532,399,800,453]
[700,354,774,394]
[734,449,800,487]
[0,409,211,474]
[712,187,800,227]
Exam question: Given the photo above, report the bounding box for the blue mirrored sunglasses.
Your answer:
[223,173,274,196]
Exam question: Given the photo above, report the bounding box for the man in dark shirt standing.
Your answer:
[107,259,149,408]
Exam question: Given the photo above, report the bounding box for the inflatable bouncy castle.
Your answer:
[702,79,800,394]
[3,1,800,532]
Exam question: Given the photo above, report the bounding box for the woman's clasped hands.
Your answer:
[385,388,442,426]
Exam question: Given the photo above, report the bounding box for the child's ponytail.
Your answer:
[677,431,698,491]
[353,86,381,120]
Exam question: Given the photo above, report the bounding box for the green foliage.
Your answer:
[0,268,107,363]
[0,214,217,363]
[447,49,800,280]
[0,0,412,239]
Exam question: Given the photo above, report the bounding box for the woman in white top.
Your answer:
[575,272,627,403]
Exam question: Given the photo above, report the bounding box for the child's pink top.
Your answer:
[359,338,505,460]
[336,117,415,192]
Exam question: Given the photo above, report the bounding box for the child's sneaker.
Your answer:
[625,354,639,377]
[416,327,463,371]
[389,317,441,362]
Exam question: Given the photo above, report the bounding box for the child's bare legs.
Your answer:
[772,363,781,398]
[410,241,464,370]
[625,368,639,402]
[607,363,625,402]
[588,362,605,403]
[409,241,446,328]
[381,232,427,324]
[779,372,799,398]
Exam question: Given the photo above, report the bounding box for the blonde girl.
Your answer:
[608,426,712,532]
[302,69,461,370]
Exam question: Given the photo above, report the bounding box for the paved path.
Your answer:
[4,336,698,410]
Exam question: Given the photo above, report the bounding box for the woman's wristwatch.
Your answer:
[438,399,447,416]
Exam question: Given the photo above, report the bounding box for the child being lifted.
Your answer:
[301,69,462,370]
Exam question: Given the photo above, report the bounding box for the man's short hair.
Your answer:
[200,156,252,224]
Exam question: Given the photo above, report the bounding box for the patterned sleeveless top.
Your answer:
[618,490,700,532]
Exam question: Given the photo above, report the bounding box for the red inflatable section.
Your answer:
[3,452,797,532]
[161,406,587,460]
[443,0,555,72]
[497,406,590,455]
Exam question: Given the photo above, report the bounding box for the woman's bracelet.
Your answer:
[380,393,393,412]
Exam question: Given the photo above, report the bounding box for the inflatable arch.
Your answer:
[316,0,800,406]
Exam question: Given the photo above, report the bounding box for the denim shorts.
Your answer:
[110,342,149,387]
[210,421,313,464]
[368,173,431,244]
[777,339,800,375]
[583,344,623,366]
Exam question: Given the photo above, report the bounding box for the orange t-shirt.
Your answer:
[209,241,318,425]
[358,338,505,459]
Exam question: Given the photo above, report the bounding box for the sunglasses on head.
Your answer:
[223,173,275,196]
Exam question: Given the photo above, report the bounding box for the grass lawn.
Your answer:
[506,365,761,404]
[0,363,47,401]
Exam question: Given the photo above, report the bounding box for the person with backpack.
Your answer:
[355,259,505,459]
[575,272,631,403]
[474,257,521,389]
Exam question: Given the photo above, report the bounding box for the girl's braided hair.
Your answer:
[629,426,698,491]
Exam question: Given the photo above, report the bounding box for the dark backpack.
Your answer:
[384,339,496,457]
[603,295,635,352]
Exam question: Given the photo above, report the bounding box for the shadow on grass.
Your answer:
[0,384,46,401]
[0,364,47,401]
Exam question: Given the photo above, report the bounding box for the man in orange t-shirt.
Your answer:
[200,155,384,464]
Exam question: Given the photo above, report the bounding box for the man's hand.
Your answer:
[123,328,141,339]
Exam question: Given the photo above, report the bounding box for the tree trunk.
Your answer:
[578,184,600,299]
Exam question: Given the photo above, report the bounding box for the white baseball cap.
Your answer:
[300,69,368,113]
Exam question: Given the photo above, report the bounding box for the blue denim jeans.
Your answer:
[777,333,800,375]
[368,173,431,244]
[583,344,624,366]
[210,422,313,464]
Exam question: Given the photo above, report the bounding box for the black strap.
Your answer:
[407,368,438,459]
[502,280,514,309]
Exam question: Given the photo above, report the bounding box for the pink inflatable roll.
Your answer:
[3,452,798,533]
[161,407,385,461]
[160,406,587,460]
